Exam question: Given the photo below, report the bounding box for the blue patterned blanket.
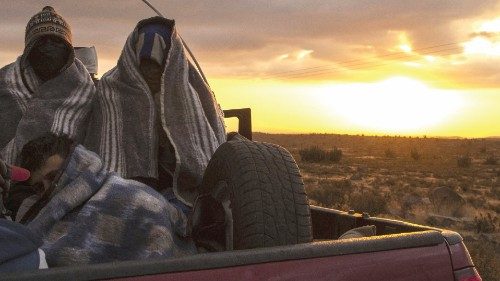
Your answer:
[26,145,197,267]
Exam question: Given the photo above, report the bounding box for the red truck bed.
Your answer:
[2,206,481,281]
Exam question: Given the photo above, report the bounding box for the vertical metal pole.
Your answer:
[141,0,165,17]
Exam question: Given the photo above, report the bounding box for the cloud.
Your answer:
[1,0,500,86]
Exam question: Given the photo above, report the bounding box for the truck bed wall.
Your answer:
[4,206,469,281]
[310,205,438,240]
[114,243,453,281]
[4,230,451,281]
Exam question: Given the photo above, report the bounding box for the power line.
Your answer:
[263,45,461,79]
[272,46,462,80]
[260,42,464,80]
[261,42,462,79]
[262,42,459,77]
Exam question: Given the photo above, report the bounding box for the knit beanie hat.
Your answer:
[22,6,73,65]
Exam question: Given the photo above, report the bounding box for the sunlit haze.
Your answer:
[315,77,465,132]
[1,1,500,138]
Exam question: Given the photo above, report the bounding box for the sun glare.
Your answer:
[479,18,500,32]
[464,37,500,57]
[399,44,412,53]
[317,77,464,133]
[463,18,500,57]
[297,50,314,60]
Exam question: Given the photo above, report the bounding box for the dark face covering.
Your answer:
[140,59,163,94]
[28,36,70,81]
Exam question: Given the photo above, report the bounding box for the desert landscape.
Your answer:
[254,132,499,280]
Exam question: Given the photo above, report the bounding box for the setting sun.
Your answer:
[316,77,465,133]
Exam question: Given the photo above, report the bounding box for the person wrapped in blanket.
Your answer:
[0,6,95,164]
[0,6,95,225]
[84,17,226,212]
[12,133,196,267]
[7,133,197,267]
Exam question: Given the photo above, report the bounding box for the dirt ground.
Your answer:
[254,132,500,280]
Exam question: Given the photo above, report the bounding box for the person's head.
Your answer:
[136,18,173,94]
[22,6,73,81]
[19,133,74,193]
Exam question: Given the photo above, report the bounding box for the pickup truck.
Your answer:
[2,107,483,281]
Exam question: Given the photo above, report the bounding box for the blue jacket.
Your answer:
[0,219,46,272]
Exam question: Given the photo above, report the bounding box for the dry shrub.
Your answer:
[307,179,352,208]
[484,155,498,165]
[384,148,396,158]
[299,146,324,162]
[299,146,342,163]
[425,216,440,227]
[493,185,500,199]
[473,213,498,233]
[467,195,487,210]
[307,174,391,216]
[410,149,421,161]
[465,240,499,281]
[348,189,389,216]
[457,155,472,168]
[491,202,500,213]
[326,147,343,163]
[384,177,397,186]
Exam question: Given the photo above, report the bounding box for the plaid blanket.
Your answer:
[0,57,95,164]
[85,18,226,206]
[26,145,196,267]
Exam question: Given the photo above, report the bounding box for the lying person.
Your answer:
[16,133,196,267]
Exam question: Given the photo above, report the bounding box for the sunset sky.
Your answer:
[1,1,500,138]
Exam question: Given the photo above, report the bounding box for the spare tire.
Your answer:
[193,136,312,251]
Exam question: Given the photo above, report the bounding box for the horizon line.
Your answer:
[252,131,500,140]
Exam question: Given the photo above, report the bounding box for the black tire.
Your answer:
[195,137,312,250]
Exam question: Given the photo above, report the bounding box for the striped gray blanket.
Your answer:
[85,18,226,206]
[26,145,196,267]
[0,57,95,164]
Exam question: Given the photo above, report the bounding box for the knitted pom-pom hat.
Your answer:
[22,6,73,66]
